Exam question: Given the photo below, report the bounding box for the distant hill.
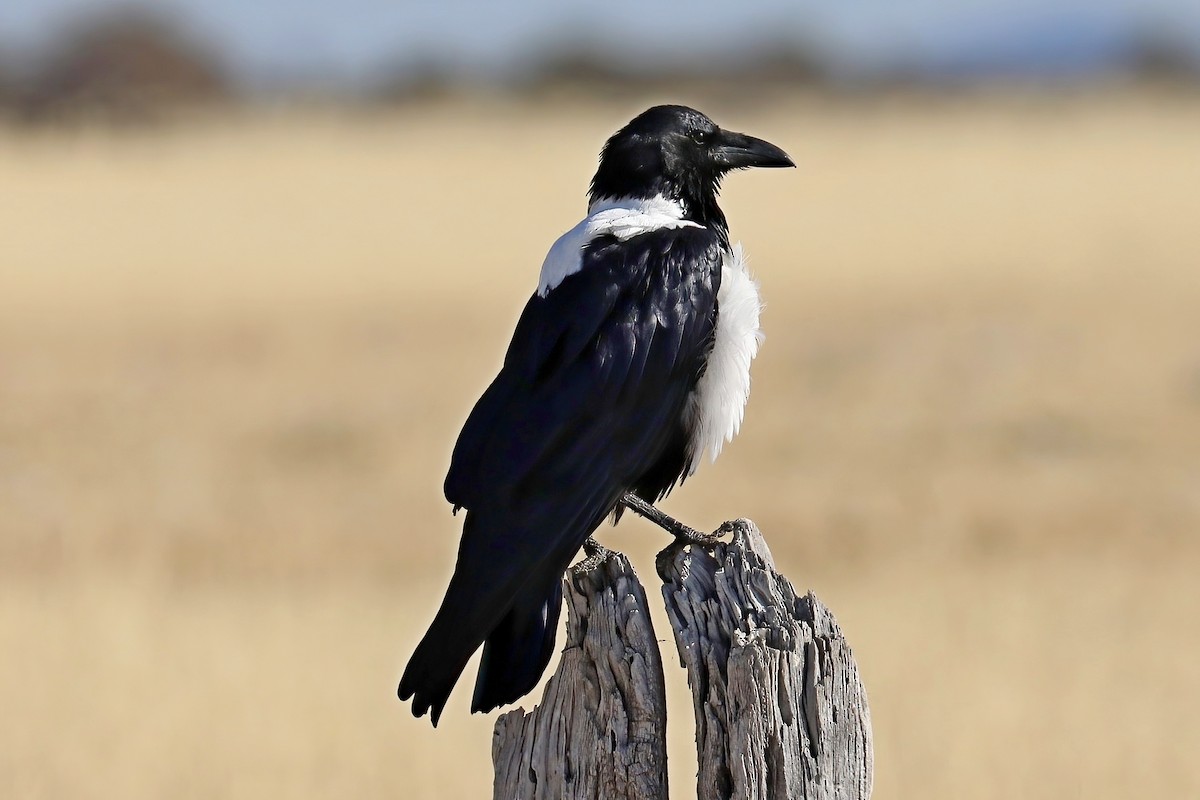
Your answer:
[9,9,230,123]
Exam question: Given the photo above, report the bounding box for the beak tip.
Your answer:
[713,130,795,170]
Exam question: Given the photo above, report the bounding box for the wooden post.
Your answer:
[492,549,669,800]
[493,520,873,800]
[659,520,873,800]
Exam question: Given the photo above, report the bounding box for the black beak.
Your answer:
[712,130,794,170]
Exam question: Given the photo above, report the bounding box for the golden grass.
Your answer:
[1,91,1199,798]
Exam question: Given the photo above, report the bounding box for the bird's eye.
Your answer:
[690,129,712,144]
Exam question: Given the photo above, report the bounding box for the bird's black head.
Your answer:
[588,105,793,234]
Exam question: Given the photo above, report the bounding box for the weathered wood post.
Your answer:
[493,520,873,800]
[492,549,669,800]
[660,520,873,800]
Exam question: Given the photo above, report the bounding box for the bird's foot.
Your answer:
[619,492,733,549]
[679,519,741,547]
[572,536,614,574]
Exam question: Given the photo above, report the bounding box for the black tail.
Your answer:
[471,579,564,714]
[397,613,481,726]
[397,510,574,725]
[397,574,564,726]
[399,485,620,725]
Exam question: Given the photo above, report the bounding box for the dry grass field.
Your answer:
[1,91,1198,798]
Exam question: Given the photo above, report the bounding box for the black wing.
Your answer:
[446,227,722,508]
[400,226,723,722]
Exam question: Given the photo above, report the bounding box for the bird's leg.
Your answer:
[619,492,728,547]
[572,536,614,574]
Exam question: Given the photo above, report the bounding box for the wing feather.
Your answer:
[445,228,722,511]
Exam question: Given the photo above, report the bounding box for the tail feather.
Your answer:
[471,579,564,714]
[399,486,620,724]
[398,510,530,725]
[397,614,482,726]
[398,575,565,725]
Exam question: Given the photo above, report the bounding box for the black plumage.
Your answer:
[399,105,792,725]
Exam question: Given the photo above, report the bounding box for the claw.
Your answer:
[572,536,614,574]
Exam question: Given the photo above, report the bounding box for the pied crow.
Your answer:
[399,105,792,725]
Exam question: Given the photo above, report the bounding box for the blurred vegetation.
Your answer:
[1,9,231,125]
[372,41,828,106]
[1,7,1198,126]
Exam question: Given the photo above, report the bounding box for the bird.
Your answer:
[398,105,792,725]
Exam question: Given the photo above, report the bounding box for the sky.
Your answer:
[1,0,1198,87]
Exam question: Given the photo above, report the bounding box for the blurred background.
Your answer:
[2,1,1199,798]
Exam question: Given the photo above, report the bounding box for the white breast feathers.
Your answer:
[686,243,764,473]
[536,195,703,297]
